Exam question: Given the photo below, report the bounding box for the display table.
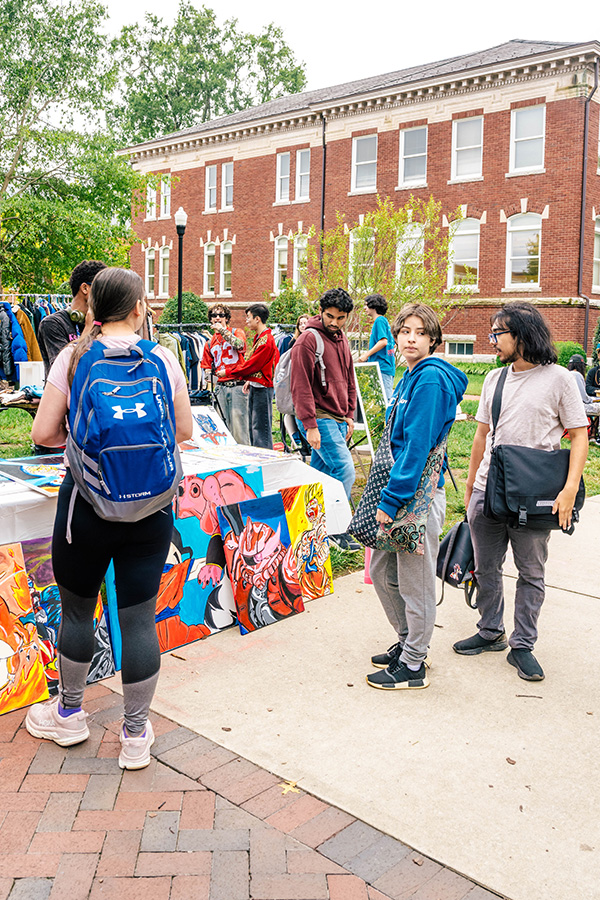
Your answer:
[0,448,352,544]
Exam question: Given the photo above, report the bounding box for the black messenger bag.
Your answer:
[483,367,585,534]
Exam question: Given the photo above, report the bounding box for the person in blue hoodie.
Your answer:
[366,303,467,690]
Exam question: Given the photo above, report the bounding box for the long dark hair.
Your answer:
[567,354,586,377]
[67,268,145,386]
[491,302,557,365]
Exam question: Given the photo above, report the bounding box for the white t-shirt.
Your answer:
[473,363,588,492]
[47,335,187,405]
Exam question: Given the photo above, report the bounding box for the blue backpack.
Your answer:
[66,339,182,533]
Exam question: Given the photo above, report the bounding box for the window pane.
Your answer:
[454,233,478,260]
[453,262,478,283]
[208,166,216,187]
[298,173,309,197]
[355,161,376,188]
[404,128,426,156]
[404,155,426,181]
[511,258,539,283]
[455,118,482,148]
[298,149,310,174]
[515,106,544,139]
[280,177,289,200]
[279,153,290,176]
[511,230,539,257]
[355,135,377,163]
[514,137,543,169]
[456,146,481,176]
[594,258,600,287]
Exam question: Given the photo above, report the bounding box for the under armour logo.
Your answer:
[112,404,147,419]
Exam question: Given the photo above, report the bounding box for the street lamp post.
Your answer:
[174,206,188,325]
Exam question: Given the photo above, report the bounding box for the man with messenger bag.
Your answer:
[453,302,588,682]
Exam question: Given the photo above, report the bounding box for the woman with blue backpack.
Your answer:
[26,268,193,769]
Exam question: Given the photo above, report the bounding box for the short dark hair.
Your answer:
[70,260,107,297]
[209,303,231,322]
[391,303,442,353]
[491,302,557,365]
[365,294,388,315]
[319,287,353,314]
[567,354,586,376]
[245,303,269,323]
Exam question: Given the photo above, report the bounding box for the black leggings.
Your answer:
[52,472,172,685]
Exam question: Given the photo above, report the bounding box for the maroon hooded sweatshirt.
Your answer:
[291,314,356,430]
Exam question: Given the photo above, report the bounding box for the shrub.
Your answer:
[159,292,209,325]
[555,341,586,368]
[451,361,496,375]
[267,280,312,325]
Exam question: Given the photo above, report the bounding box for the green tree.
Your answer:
[0,0,141,292]
[159,292,209,325]
[110,2,306,145]
[267,280,313,325]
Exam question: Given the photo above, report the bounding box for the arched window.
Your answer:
[159,246,169,297]
[448,218,480,288]
[220,241,232,295]
[274,236,288,292]
[396,223,424,287]
[204,242,215,295]
[348,227,374,294]
[594,217,600,290]
[506,214,541,287]
[145,247,155,297]
[293,235,307,289]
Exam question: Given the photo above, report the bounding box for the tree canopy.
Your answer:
[109,1,307,145]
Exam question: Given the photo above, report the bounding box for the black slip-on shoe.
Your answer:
[328,532,361,552]
[371,642,431,670]
[507,649,545,681]
[453,632,508,656]
[366,659,429,690]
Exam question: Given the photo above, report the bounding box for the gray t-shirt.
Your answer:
[473,363,588,492]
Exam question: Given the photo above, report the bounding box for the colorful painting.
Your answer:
[0,454,66,496]
[218,493,305,635]
[0,543,49,715]
[280,483,333,601]
[105,465,265,665]
[187,407,237,449]
[21,537,115,694]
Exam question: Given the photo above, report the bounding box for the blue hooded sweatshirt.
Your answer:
[378,356,468,518]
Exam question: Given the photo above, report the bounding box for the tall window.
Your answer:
[204,242,216,294]
[220,241,232,294]
[222,163,233,209]
[159,247,170,297]
[348,227,374,294]
[205,165,217,211]
[146,184,157,219]
[510,105,545,173]
[451,117,483,180]
[145,247,155,296]
[351,134,377,192]
[276,152,290,202]
[160,176,171,218]
[399,126,427,187]
[396,223,424,285]
[594,217,600,289]
[506,214,541,287]
[448,218,480,288]
[274,236,289,291]
[293,235,308,288]
[296,149,310,200]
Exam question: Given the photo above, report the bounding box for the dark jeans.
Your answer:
[248,385,273,449]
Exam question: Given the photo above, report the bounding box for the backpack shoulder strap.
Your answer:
[305,328,326,389]
[490,366,508,451]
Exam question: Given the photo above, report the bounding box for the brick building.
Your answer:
[122,38,600,356]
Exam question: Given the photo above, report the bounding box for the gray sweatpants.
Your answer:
[468,488,550,650]
[370,488,446,668]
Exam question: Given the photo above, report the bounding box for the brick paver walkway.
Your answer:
[0,683,503,900]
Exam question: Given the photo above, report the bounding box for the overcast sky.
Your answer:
[103,0,597,92]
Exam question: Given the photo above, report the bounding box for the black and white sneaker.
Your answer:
[328,533,361,552]
[507,649,544,681]
[371,642,431,670]
[366,658,429,690]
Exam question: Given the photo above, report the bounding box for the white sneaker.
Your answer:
[118,720,155,770]
[25,697,89,747]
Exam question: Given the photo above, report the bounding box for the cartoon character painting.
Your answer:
[280,483,333,601]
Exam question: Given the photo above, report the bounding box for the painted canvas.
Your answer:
[21,537,115,694]
[187,407,237,449]
[0,454,66,496]
[218,493,305,635]
[0,543,49,715]
[105,465,265,665]
[279,484,333,601]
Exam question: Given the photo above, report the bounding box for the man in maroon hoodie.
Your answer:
[291,287,359,551]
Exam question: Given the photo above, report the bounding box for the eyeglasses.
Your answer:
[488,330,512,344]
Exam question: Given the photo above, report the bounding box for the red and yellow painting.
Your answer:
[279,483,333,601]
[0,543,49,715]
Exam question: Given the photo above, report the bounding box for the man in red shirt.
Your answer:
[217,304,279,449]
[201,304,249,444]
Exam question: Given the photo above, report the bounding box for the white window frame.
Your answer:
[295,149,310,201]
[276,152,290,203]
[159,175,171,218]
[221,162,233,210]
[351,134,378,194]
[204,242,216,295]
[597,119,600,174]
[145,246,156,297]
[509,105,546,174]
[220,241,232,295]
[205,165,217,211]
[505,213,542,288]
[593,217,600,291]
[396,223,425,286]
[158,246,170,298]
[398,126,427,188]
[274,235,289,292]
[293,235,308,289]
[145,183,157,220]
[451,117,483,182]
[448,218,480,289]
[446,340,474,357]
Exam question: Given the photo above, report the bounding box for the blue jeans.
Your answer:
[380,373,394,401]
[297,418,355,500]
[216,383,249,444]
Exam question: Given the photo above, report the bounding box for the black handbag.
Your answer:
[436,517,477,607]
[483,367,585,534]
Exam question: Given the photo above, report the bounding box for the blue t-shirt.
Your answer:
[369,315,395,376]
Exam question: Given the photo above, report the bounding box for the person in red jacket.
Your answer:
[217,304,279,449]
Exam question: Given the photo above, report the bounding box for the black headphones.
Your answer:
[68,309,86,325]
